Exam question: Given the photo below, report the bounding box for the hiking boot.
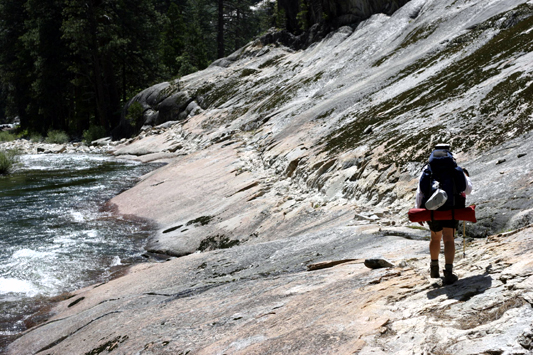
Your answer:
[443,264,458,285]
[430,265,440,278]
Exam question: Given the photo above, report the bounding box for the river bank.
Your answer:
[0,148,161,354]
[7,193,533,354]
[0,137,126,155]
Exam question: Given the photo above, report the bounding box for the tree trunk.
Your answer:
[87,0,109,130]
[217,0,224,58]
[234,7,240,51]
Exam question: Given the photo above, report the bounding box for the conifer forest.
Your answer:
[0,0,274,138]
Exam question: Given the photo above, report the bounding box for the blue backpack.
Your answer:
[420,149,466,210]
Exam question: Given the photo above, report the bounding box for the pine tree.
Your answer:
[0,0,275,136]
[180,0,214,72]
[23,0,72,133]
[0,0,34,129]
[160,2,186,76]
[217,0,224,58]
[225,0,261,54]
[62,0,164,133]
[0,85,7,123]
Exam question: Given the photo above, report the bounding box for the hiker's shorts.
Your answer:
[427,219,459,232]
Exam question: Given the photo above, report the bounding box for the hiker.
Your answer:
[415,144,472,284]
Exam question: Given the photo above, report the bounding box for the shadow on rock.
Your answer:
[426,273,493,301]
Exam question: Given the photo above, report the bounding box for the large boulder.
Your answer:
[112,82,195,139]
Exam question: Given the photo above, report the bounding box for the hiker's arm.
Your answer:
[463,173,472,195]
[415,171,425,208]
[415,186,424,208]
[414,184,425,225]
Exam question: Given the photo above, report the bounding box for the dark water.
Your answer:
[0,154,159,352]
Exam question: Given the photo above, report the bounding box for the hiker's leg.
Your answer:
[430,230,442,260]
[428,222,443,278]
[442,226,458,284]
[443,227,455,265]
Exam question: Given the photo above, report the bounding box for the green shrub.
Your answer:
[82,125,107,144]
[0,150,18,175]
[125,101,144,127]
[45,130,69,144]
[274,2,286,29]
[15,128,28,139]
[296,0,309,31]
[176,53,198,77]
[0,131,16,142]
[30,133,43,143]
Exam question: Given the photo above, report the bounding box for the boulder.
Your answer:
[91,137,112,146]
[364,258,394,269]
[307,259,359,271]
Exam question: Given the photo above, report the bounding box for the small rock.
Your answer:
[364,258,394,269]
[186,101,202,116]
[156,121,178,129]
[354,213,379,221]
[496,159,506,165]
[168,144,183,153]
[256,47,270,57]
[363,126,373,134]
[517,153,527,158]
[307,259,359,271]
[92,137,112,146]
[380,220,395,226]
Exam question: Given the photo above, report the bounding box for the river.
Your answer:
[0,153,159,352]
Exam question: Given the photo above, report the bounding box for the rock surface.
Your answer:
[111,0,533,239]
[8,225,533,354]
[7,0,533,353]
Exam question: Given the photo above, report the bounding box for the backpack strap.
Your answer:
[451,168,456,224]
[451,167,457,207]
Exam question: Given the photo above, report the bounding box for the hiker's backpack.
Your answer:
[419,149,467,210]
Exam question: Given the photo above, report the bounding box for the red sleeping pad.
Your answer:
[408,205,477,223]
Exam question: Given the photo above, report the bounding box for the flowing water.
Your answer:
[0,153,160,352]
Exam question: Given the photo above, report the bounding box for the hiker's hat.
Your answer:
[435,143,450,150]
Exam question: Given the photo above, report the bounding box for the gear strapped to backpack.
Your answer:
[425,180,448,210]
[419,147,466,212]
[408,145,474,224]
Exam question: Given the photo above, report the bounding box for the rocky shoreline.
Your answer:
[0,137,123,156]
[6,200,533,354]
[5,116,533,354]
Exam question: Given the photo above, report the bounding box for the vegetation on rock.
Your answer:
[44,130,69,144]
[82,126,108,145]
[0,131,16,142]
[0,149,18,174]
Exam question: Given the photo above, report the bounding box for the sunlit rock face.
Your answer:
[119,0,533,241]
